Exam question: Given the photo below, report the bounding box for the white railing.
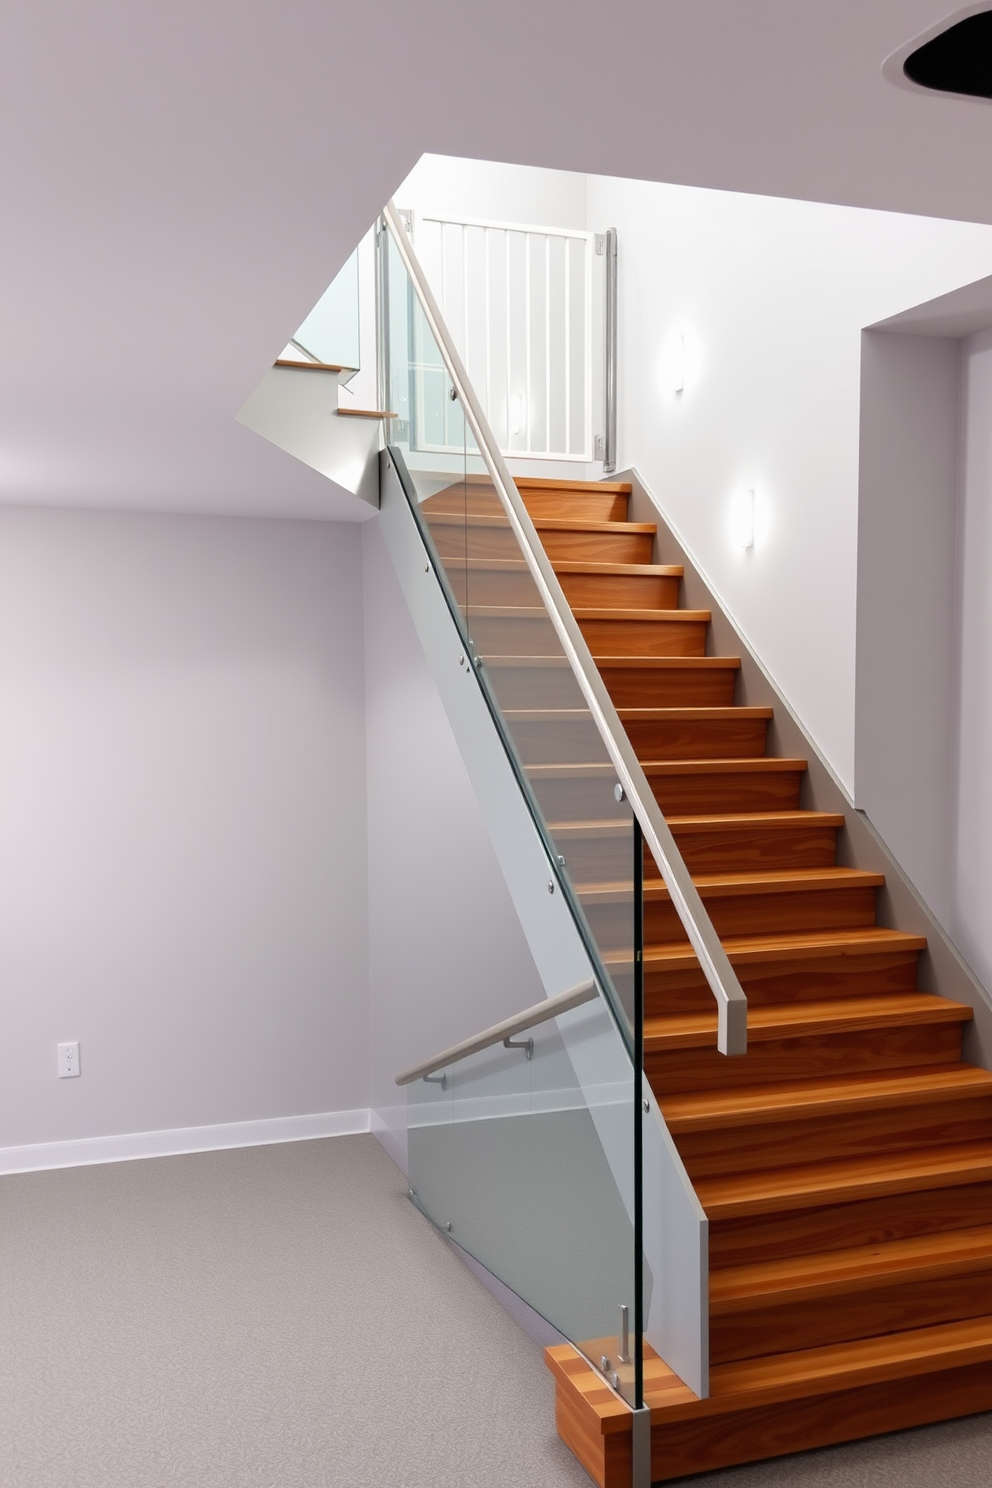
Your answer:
[410,213,595,462]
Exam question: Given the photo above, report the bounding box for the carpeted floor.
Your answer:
[0,1133,990,1487]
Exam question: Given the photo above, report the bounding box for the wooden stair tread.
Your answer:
[548,1313,992,1427]
[424,510,655,534]
[710,1225,992,1312]
[548,811,845,840]
[617,707,774,721]
[665,809,845,831]
[514,476,632,493]
[481,654,740,670]
[641,926,929,972]
[463,605,711,623]
[695,1141,992,1220]
[661,1065,992,1131]
[578,867,884,902]
[653,1315,992,1419]
[644,994,970,1051]
[641,757,806,775]
[553,560,683,577]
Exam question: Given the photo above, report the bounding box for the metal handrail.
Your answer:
[395,980,597,1086]
[382,201,747,1056]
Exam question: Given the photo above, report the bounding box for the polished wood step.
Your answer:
[672,1075,992,1179]
[598,655,740,706]
[662,810,844,872]
[579,867,883,947]
[663,1065,992,1133]
[709,1226,992,1362]
[554,561,682,610]
[645,993,967,1093]
[423,510,656,564]
[618,707,772,760]
[547,810,845,883]
[547,1320,992,1484]
[697,1140,992,1222]
[467,605,711,658]
[641,757,806,814]
[423,475,631,523]
[641,925,927,1010]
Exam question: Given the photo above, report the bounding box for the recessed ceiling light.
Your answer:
[903,8,992,99]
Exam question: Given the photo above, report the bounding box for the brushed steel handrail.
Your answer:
[395,980,597,1086]
[382,201,747,1056]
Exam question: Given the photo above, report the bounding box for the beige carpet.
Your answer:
[0,1133,990,1487]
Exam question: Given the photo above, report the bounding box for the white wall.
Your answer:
[585,173,992,791]
[952,327,992,990]
[363,519,546,1172]
[395,154,599,482]
[0,510,370,1161]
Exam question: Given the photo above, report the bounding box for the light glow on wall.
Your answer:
[659,326,703,401]
[729,486,756,550]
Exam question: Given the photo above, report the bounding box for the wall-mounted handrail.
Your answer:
[382,200,747,1056]
[394,980,597,1087]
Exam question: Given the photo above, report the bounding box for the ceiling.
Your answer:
[2,0,990,521]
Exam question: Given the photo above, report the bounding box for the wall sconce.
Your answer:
[672,334,686,395]
[510,395,525,436]
[730,487,755,550]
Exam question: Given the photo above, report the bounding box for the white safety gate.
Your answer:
[412,214,596,462]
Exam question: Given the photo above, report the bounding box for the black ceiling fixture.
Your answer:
[904,9,992,97]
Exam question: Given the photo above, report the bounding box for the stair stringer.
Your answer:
[379,449,710,1398]
[621,464,992,1072]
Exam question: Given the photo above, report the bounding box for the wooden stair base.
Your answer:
[546,1322,992,1484]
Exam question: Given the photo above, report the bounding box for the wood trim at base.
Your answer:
[649,1358,992,1481]
[547,1342,992,1486]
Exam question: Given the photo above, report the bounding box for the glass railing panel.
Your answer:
[381,222,638,1034]
[407,985,643,1408]
[382,216,644,1408]
[290,246,360,373]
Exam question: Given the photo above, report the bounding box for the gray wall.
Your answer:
[362,519,546,1172]
[856,330,961,923]
[0,509,370,1159]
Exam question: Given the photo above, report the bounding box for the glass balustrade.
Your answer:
[381,213,645,1409]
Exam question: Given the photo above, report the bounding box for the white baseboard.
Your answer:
[0,1108,372,1176]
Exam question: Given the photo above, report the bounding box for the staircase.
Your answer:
[422,475,992,1484]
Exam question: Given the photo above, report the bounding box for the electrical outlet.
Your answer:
[57,1041,80,1079]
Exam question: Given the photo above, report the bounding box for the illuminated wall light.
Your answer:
[672,334,686,394]
[730,487,756,551]
[510,394,526,435]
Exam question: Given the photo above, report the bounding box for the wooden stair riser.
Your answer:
[644,948,922,1014]
[643,1361,992,1484]
[647,767,804,815]
[542,528,656,565]
[661,817,840,873]
[624,715,770,760]
[646,1021,964,1094]
[676,1095,992,1179]
[584,882,880,953]
[710,1181,992,1266]
[711,1268,992,1365]
[553,818,844,888]
[599,660,739,707]
[650,882,879,943]
[423,486,631,523]
[556,569,681,609]
[578,615,709,658]
[480,660,589,710]
[424,517,654,566]
[468,611,709,659]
